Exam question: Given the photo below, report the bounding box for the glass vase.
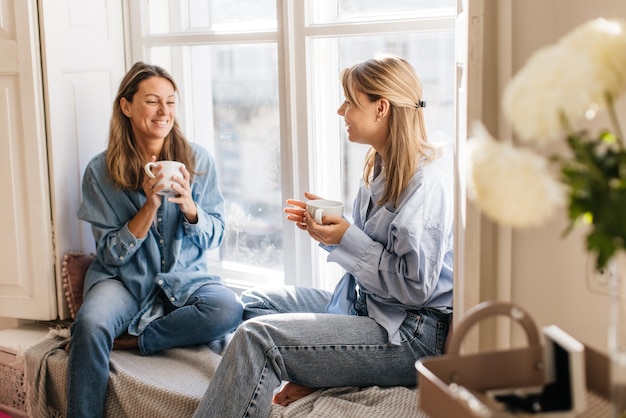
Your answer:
[609,255,626,417]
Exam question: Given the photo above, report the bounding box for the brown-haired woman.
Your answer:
[67,62,243,418]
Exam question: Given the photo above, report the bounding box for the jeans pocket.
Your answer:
[401,309,449,358]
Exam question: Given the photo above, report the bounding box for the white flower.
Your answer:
[560,18,626,99]
[503,18,626,146]
[467,123,565,228]
[467,19,626,267]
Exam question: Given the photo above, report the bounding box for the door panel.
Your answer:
[0,0,56,319]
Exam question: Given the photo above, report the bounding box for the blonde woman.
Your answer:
[67,62,243,418]
[194,54,453,418]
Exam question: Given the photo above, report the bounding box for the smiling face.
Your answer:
[337,88,389,153]
[120,76,176,152]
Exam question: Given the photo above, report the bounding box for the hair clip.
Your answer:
[415,101,426,109]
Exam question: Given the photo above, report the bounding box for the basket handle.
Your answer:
[446,301,540,355]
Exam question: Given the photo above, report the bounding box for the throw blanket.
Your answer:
[20,330,426,418]
[270,386,427,418]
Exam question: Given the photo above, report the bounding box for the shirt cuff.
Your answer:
[183,202,199,224]
[120,222,142,248]
[183,205,205,236]
[327,224,374,272]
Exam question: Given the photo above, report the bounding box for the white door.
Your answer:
[0,0,56,319]
[39,0,126,318]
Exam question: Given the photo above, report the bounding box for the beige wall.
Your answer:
[482,0,626,353]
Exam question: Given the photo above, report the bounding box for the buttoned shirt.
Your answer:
[326,134,454,344]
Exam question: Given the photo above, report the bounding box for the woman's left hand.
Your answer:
[285,192,349,245]
[304,211,350,246]
[169,165,198,223]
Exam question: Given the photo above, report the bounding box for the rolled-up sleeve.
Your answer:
[78,165,146,266]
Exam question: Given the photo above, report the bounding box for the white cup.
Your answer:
[143,161,185,196]
[306,199,344,225]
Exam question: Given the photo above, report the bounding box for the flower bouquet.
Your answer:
[467,18,626,272]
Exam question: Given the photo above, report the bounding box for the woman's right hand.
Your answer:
[284,192,322,231]
[142,155,164,208]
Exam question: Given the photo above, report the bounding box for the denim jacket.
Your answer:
[78,143,226,334]
[326,134,454,344]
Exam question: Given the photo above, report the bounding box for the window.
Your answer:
[128,0,455,291]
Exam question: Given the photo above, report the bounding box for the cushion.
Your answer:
[61,252,96,319]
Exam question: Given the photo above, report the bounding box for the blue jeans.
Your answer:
[193,286,450,418]
[66,279,243,418]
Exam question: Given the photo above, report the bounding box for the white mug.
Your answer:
[306,199,344,225]
[143,161,185,196]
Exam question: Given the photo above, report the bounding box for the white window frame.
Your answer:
[125,0,456,290]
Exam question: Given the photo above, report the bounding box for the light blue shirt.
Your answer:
[326,136,454,344]
[77,143,226,335]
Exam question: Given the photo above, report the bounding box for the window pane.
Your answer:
[308,0,455,24]
[150,44,283,280]
[147,0,277,34]
[309,32,455,290]
[134,1,456,290]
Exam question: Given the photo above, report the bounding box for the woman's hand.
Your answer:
[284,192,322,230]
[169,165,198,223]
[284,192,349,245]
[304,211,349,245]
[131,155,165,239]
[142,155,164,208]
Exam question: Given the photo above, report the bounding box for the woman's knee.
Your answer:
[193,288,243,323]
[215,296,244,324]
[71,315,115,346]
[72,299,134,343]
[233,317,275,345]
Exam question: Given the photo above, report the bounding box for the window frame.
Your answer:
[126,0,456,290]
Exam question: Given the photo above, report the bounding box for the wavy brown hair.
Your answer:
[341,54,439,207]
[106,62,197,190]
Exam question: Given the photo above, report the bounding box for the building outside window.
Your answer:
[128,0,456,291]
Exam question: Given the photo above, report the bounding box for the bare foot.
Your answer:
[113,333,139,350]
[272,382,317,406]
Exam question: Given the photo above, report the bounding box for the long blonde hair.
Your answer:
[341,54,439,206]
[106,62,197,190]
